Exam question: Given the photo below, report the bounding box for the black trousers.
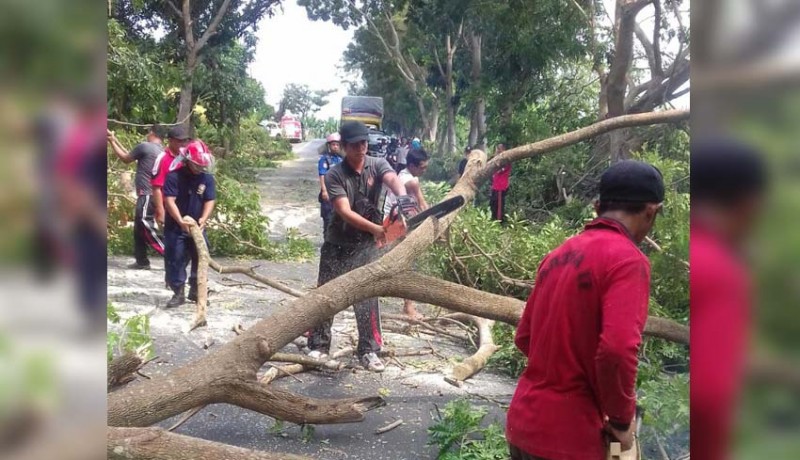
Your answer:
[509,443,549,460]
[308,242,382,356]
[490,189,508,223]
[319,192,333,238]
[134,194,165,265]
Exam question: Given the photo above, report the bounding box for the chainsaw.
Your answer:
[377,195,465,249]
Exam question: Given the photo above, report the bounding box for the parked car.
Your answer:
[259,120,282,138]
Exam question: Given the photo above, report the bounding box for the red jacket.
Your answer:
[151,147,183,188]
[506,218,650,460]
[690,221,749,460]
[492,164,511,191]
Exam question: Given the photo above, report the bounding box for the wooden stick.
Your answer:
[375,419,404,435]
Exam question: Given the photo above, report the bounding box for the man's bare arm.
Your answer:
[382,172,408,197]
[405,178,428,210]
[107,134,134,163]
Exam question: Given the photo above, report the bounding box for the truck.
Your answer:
[341,96,387,156]
[279,114,303,143]
[341,96,383,130]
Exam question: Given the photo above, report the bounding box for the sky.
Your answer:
[249,0,354,121]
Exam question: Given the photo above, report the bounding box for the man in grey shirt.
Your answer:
[107,124,166,269]
[308,121,417,372]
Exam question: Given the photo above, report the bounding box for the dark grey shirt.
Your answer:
[325,156,394,246]
[130,142,162,195]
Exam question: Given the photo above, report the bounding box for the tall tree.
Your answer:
[278,84,335,138]
[300,0,442,141]
[111,0,281,129]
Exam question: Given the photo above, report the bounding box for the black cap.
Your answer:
[691,136,767,204]
[339,121,370,144]
[167,126,190,140]
[599,160,665,203]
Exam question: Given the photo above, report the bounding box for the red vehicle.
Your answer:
[279,115,303,143]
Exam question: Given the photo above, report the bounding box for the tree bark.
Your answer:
[469,31,486,150]
[108,427,312,460]
[108,352,144,390]
[448,315,499,383]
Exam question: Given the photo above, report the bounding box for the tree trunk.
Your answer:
[445,34,457,155]
[469,31,486,151]
[177,52,197,130]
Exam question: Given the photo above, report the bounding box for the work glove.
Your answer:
[396,195,418,217]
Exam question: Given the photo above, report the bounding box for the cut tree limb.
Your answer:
[108,427,312,460]
[447,315,499,383]
[108,352,144,390]
[184,217,209,330]
[208,259,306,298]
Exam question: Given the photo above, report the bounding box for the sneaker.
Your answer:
[307,350,329,361]
[360,352,385,372]
[127,262,151,270]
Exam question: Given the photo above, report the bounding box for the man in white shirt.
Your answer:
[383,148,430,319]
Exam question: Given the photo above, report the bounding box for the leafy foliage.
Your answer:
[107,303,154,362]
[427,399,507,460]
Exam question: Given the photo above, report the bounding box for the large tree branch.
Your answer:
[166,0,183,18]
[108,427,313,460]
[652,0,663,74]
[181,0,195,51]
[195,0,234,52]
[223,382,385,424]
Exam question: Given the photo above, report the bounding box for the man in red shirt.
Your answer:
[506,160,665,460]
[151,126,190,227]
[690,137,766,460]
[490,143,511,223]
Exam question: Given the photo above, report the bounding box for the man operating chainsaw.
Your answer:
[307,120,417,372]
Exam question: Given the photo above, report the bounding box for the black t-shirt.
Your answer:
[458,158,468,177]
[325,156,394,246]
[130,142,162,195]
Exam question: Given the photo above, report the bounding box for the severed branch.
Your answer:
[209,260,306,298]
[185,217,209,330]
[446,314,499,384]
[108,352,144,390]
[108,427,313,460]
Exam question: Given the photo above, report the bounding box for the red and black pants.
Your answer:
[490,188,508,223]
[308,242,383,356]
[134,194,165,266]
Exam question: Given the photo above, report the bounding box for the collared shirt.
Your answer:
[162,168,216,232]
[151,147,183,188]
[324,155,393,246]
[506,217,651,460]
[318,151,344,176]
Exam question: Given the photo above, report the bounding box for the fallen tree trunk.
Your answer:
[108,427,312,460]
[108,111,690,432]
[185,216,209,331]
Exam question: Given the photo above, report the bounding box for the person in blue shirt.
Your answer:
[318,132,344,237]
[162,140,216,308]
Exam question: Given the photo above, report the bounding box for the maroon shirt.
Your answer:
[690,221,749,460]
[506,218,650,460]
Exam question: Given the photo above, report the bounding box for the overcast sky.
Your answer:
[249,0,353,120]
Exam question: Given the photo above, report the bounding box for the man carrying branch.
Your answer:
[506,160,665,460]
[307,121,416,372]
